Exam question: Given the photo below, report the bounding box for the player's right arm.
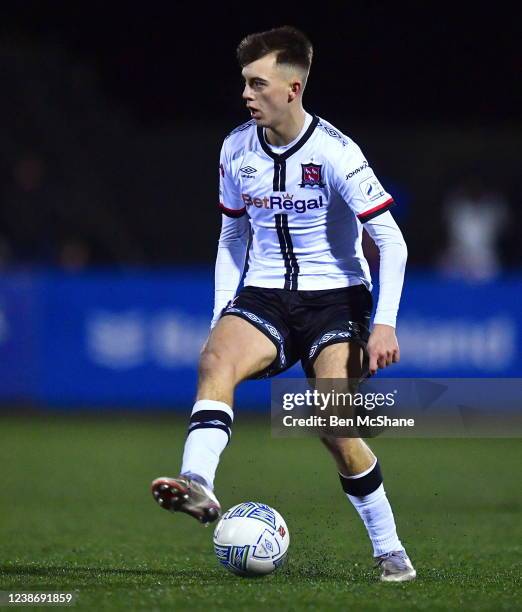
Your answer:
[212,215,249,328]
[211,142,249,329]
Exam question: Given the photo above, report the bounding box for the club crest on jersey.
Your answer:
[300,163,325,188]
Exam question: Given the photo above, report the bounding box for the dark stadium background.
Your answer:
[1,2,520,267]
[0,4,520,610]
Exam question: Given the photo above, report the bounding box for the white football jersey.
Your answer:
[218,113,395,291]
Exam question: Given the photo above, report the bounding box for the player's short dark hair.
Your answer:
[237,26,313,76]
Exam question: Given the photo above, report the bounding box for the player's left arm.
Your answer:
[363,212,407,375]
[329,141,407,374]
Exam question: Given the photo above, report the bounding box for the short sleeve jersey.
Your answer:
[218,113,394,291]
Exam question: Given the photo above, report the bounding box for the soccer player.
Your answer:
[152,26,415,582]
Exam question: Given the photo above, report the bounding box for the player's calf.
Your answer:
[320,436,376,476]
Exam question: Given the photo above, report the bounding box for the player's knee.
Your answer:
[198,347,237,383]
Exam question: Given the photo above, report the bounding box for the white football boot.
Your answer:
[151,476,221,524]
[376,550,417,582]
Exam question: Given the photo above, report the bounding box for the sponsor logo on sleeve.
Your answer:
[359,175,385,202]
[346,160,368,179]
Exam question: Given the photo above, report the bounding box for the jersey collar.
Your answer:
[257,114,319,161]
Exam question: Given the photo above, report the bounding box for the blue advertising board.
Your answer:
[0,270,520,409]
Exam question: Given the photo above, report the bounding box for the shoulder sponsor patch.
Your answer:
[359,175,385,202]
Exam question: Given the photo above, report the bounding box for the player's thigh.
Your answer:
[202,314,277,382]
[313,342,364,379]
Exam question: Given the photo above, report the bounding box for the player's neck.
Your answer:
[264,108,307,147]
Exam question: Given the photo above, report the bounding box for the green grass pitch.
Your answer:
[0,414,520,610]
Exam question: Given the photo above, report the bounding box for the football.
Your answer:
[213,501,289,576]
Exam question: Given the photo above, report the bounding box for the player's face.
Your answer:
[241,53,299,127]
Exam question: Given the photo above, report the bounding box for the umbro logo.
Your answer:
[240,166,257,175]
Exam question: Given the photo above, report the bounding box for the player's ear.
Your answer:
[288,80,302,102]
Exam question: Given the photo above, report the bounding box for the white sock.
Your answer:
[342,461,404,557]
[180,399,233,490]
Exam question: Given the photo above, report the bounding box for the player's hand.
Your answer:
[367,324,400,375]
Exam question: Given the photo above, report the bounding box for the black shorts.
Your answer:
[221,284,372,379]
